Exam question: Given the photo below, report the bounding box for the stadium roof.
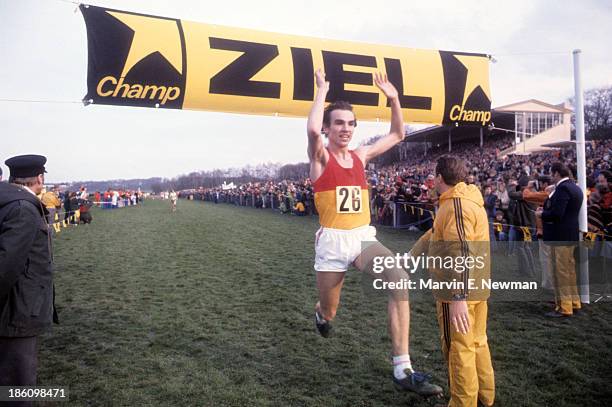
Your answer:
[493,99,572,113]
[404,99,569,145]
[404,123,498,145]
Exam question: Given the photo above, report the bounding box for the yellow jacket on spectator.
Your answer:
[41,191,61,209]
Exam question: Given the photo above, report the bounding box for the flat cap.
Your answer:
[5,154,47,178]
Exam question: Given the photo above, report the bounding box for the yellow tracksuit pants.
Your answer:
[549,245,581,315]
[437,301,495,407]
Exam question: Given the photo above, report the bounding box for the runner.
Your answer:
[307,69,442,397]
[169,190,178,212]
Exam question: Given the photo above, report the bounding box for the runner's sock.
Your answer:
[392,354,413,380]
[315,310,328,324]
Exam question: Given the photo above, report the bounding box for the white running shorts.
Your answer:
[314,224,378,272]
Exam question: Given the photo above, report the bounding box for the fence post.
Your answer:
[393,202,399,228]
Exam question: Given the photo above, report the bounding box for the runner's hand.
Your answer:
[314,69,329,90]
[374,72,398,101]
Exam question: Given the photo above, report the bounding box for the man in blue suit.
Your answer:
[536,162,584,317]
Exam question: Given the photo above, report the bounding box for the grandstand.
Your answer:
[400,99,572,157]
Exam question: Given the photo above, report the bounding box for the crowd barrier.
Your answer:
[188,192,612,243]
[193,191,318,215]
[386,201,435,230]
[45,199,139,234]
[94,198,141,209]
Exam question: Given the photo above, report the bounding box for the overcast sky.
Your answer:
[1,0,610,182]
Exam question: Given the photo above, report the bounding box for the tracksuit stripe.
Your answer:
[453,198,470,296]
[442,302,451,352]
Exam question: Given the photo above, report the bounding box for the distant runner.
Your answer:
[169,190,177,212]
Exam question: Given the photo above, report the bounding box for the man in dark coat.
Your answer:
[0,154,57,392]
[508,175,538,232]
[537,162,584,317]
[508,175,537,277]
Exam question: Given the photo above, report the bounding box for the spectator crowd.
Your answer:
[39,186,145,228]
[180,137,612,241]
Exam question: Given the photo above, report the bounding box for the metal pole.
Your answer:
[393,202,398,228]
[573,49,588,235]
[522,112,526,154]
[573,49,589,303]
[523,112,533,154]
[480,127,483,148]
[448,128,452,152]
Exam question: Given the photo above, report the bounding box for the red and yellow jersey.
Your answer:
[313,150,371,230]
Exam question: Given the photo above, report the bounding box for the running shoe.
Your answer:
[314,310,332,338]
[393,370,443,397]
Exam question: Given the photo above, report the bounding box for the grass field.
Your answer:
[39,199,612,406]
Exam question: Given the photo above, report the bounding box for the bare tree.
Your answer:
[569,86,612,138]
[278,162,309,180]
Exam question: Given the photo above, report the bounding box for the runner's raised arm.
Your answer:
[355,73,404,164]
[307,68,329,163]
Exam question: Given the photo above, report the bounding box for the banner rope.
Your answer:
[490,51,569,57]
[54,0,85,6]
[0,98,84,105]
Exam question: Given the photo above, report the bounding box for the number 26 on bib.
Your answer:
[336,186,362,213]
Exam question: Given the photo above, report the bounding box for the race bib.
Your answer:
[336,186,363,213]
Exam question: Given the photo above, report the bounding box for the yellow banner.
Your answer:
[81,5,491,125]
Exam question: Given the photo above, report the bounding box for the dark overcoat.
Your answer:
[0,182,56,337]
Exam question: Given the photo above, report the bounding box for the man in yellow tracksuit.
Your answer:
[41,186,61,228]
[412,156,495,407]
